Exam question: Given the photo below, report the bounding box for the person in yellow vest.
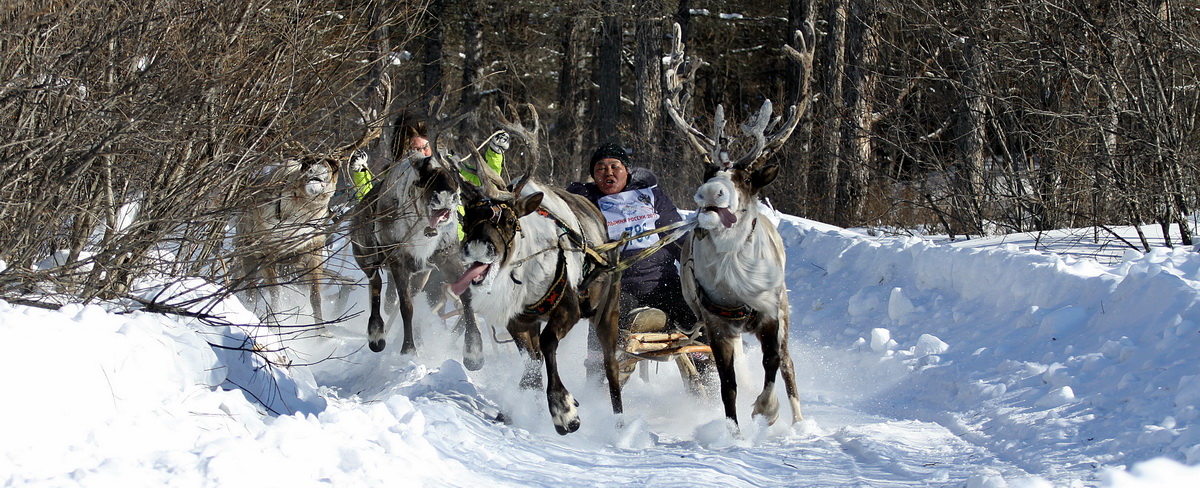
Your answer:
[348,117,509,203]
[459,130,509,186]
[348,113,432,202]
[347,114,509,244]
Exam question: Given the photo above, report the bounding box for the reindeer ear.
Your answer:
[750,164,779,191]
[702,164,721,182]
[323,156,339,171]
[513,192,544,217]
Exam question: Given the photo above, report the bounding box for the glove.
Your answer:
[349,149,369,173]
[488,131,511,155]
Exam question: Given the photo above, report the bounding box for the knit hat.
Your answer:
[589,142,628,172]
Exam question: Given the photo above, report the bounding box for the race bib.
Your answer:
[598,187,661,250]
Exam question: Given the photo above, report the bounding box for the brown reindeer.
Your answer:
[666,23,813,428]
[235,154,340,330]
[235,87,389,334]
[451,168,623,435]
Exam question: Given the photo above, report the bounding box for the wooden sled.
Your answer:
[620,330,713,397]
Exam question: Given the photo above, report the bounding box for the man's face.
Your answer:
[411,136,432,157]
[593,158,628,195]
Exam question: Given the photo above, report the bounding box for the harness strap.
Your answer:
[532,206,614,290]
[591,218,693,254]
[693,276,759,322]
[520,250,570,316]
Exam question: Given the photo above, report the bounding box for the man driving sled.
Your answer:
[568,142,710,390]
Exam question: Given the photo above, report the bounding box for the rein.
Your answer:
[475,203,699,306]
[592,217,697,274]
[516,209,699,290]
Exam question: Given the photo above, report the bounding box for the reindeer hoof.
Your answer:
[369,339,386,352]
[753,389,780,425]
[555,417,581,435]
[463,340,482,371]
[464,356,484,371]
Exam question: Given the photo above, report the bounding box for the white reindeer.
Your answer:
[666,22,813,428]
[235,89,389,340]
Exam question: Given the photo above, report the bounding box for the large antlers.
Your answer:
[338,73,394,158]
[665,22,815,170]
[493,102,540,168]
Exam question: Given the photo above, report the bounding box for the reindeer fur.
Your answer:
[351,151,482,370]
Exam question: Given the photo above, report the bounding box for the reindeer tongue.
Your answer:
[429,209,452,229]
[451,262,490,296]
[716,207,737,228]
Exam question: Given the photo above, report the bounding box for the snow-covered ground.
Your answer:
[4,211,1200,487]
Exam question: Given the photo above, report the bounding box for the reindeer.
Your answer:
[235,86,389,335]
[451,167,623,435]
[350,129,483,371]
[235,154,340,330]
[665,23,813,428]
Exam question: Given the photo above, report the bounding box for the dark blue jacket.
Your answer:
[567,168,684,297]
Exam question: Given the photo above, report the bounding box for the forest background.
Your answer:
[1,0,1197,307]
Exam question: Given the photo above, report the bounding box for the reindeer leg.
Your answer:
[543,299,581,435]
[594,281,624,416]
[434,251,483,370]
[509,320,543,390]
[460,289,484,371]
[240,256,264,317]
[265,266,281,323]
[365,266,388,352]
[301,252,326,333]
[263,266,291,365]
[752,319,783,425]
[710,327,741,429]
[392,263,416,355]
[778,329,804,424]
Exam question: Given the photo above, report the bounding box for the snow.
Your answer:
[5,211,1200,487]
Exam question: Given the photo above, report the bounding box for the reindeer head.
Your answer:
[452,173,540,295]
[695,162,779,231]
[297,156,338,199]
[402,150,462,233]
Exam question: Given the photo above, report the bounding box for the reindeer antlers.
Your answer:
[664,23,718,165]
[493,103,540,167]
[338,73,394,157]
[665,22,815,170]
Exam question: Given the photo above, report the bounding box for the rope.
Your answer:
[595,217,698,274]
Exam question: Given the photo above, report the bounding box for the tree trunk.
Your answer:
[664,0,699,193]
[557,16,585,180]
[367,3,393,163]
[597,1,623,146]
[633,9,664,171]
[836,0,876,228]
[815,0,846,223]
[953,34,987,236]
[459,0,484,138]
[782,0,815,212]
[422,0,445,106]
